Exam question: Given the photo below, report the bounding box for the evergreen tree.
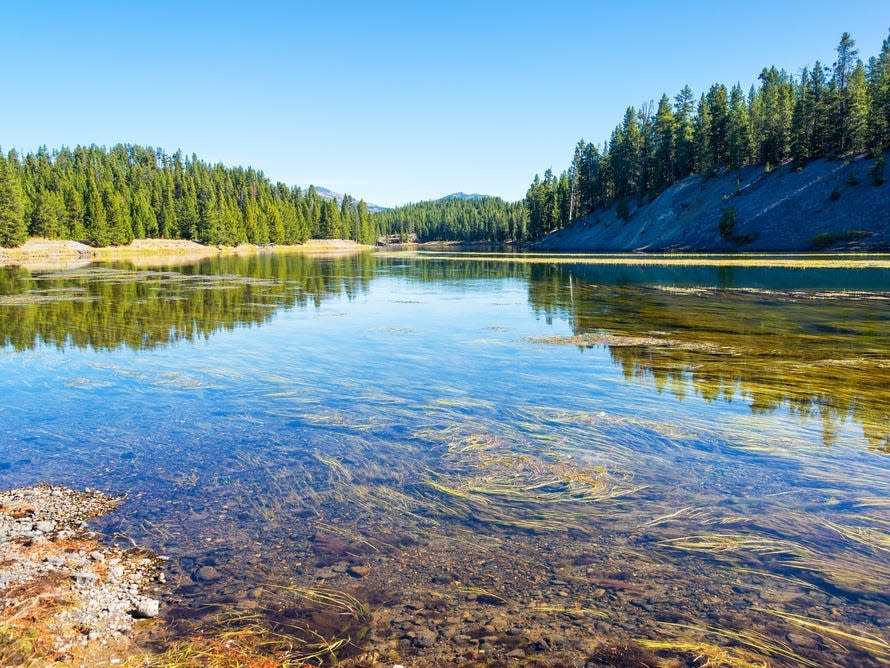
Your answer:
[31,188,67,239]
[728,84,754,168]
[706,84,730,167]
[834,32,860,153]
[653,94,677,192]
[0,153,28,247]
[674,85,696,177]
[693,95,712,171]
[847,62,871,153]
[83,174,110,246]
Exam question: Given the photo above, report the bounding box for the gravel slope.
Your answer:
[534,153,890,252]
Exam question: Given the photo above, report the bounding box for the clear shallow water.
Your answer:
[1,251,889,665]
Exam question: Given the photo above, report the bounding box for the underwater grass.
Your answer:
[637,630,816,667]
[756,609,890,661]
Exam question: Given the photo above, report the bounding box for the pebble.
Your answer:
[476,594,506,606]
[72,571,99,586]
[0,485,163,656]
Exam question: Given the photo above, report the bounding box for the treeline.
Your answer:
[0,144,378,247]
[373,196,529,242]
[526,31,890,237]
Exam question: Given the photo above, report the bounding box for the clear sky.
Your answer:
[3,1,888,206]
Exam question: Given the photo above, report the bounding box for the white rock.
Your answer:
[132,598,160,619]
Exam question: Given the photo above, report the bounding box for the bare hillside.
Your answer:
[534,153,890,252]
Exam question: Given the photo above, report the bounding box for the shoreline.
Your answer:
[0,485,164,666]
[0,238,371,269]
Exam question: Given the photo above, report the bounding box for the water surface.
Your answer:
[1,251,888,666]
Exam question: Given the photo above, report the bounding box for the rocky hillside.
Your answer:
[534,153,890,252]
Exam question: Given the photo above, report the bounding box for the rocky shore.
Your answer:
[0,485,164,665]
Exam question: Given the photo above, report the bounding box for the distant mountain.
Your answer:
[312,186,387,213]
[439,192,491,201]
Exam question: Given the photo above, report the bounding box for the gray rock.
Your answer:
[34,520,55,533]
[412,629,438,648]
[195,565,222,581]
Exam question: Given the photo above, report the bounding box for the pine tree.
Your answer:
[834,32,860,153]
[674,85,696,177]
[131,188,156,238]
[31,188,68,238]
[869,31,890,150]
[64,185,85,240]
[0,153,28,247]
[693,95,712,172]
[105,187,134,244]
[83,175,110,246]
[653,94,677,192]
[847,62,871,153]
[728,84,754,168]
[706,84,730,167]
[357,200,373,244]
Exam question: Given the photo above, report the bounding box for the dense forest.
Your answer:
[525,31,890,237]
[0,144,378,247]
[372,196,528,242]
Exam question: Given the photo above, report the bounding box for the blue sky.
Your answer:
[3,1,888,206]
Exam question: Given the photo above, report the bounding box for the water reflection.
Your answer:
[0,253,375,351]
[0,251,888,665]
[525,263,890,451]
[3,253,885,448]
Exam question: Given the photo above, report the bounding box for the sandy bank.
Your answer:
[0,238,370,268]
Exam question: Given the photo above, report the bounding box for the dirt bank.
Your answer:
[0,238,370,269]
[534,152,890,252]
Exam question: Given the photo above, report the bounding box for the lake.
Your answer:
[1,250,888,666]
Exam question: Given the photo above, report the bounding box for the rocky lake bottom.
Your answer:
[0,251,888,666]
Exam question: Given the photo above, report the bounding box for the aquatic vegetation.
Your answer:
[638,623,820,667]
[1,252,889,665]
[756,609,890,661]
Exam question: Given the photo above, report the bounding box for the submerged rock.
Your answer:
[348,563,371,578]
[195,565,222,581]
